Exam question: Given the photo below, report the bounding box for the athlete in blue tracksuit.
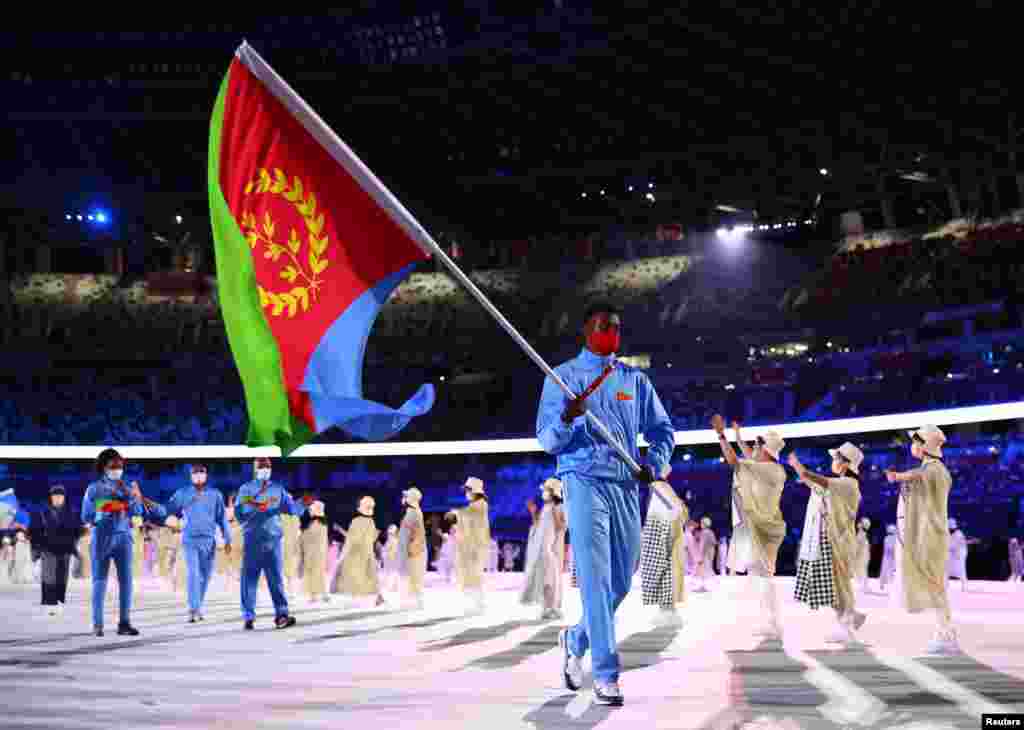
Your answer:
[235,457,306,630]
[81,448,167,636]
[163,463,232,622]
[537,304,675,706]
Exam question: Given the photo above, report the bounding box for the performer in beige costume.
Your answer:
[885,425,960,656]
[640,479,688,627]
[281,512,301,595]
[158,517,179,588]
[696,516,717,592]
[520,478,568,620]
[332,496,385,607]
[397,487,427,610]
[715,417,787,639]
[78,526,93,580]
[447,477,491,616]
[789,443,867,645]
[301,499,329,603]
[227,503,244,579]
[853,518,872,593]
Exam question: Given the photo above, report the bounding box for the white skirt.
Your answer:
[728,525,753,573]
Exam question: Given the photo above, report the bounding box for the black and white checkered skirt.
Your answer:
[640,517,674,607]
[794,523,836,610]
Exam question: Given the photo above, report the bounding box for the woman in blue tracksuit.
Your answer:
[536,304,675,707]
[235,457,307,630]
[81,448,166,637]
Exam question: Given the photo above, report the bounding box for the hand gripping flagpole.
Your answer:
[236,42,646,479]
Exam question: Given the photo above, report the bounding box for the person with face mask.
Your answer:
[332,495,385,607]
[698,517,717,590]
[447,477,491,616]
[537,305,675,707]
[34,485,80,615]
[715,417,787,640]
[433,528,457,584]
[397,487,427,610]
[854,518,872,593]
[81,448,167,636]
[789,443,867,646]
[521,478,569,620]
[685,520,704,584]
[299,491,329,604]
[281,507,302,596]
[235,457,306,630]
[162,464,232,622]
[879,525,898,593]
[640,480,688,628]
[885,425,959,655]
[522,498,541,579]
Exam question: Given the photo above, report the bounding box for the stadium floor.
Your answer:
[0,572,1021,729]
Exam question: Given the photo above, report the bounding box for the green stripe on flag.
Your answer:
[208,69,296,451]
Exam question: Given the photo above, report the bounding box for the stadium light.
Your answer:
[176,215,183,224]
[600,189,606,196]
[648,182,654,189]
[820,168,829,176]
[581,192,587,199]
[65,214,72,221]
[645,193,655,202]
[628,185,634,192]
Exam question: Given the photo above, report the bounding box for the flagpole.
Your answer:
[235,43,645,477]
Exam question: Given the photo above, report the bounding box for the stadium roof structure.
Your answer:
[1,4,1019,238]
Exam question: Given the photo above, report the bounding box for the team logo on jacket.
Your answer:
[615,391,633,401]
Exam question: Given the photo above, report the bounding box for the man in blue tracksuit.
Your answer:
[163,463,232,623]
[81,448,167,637]
[536,304,675,707]
[235,457,306,630]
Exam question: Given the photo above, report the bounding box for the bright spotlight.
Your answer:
[581,192,587,199]
[628,185,634,192]
[87,215,95,221]
[683,453,692,462]
[65,214,72,220]
[645,192,655,202]
[175,215,183,224]
[820,168,829,176]
[648,182,654,189]
[95,211,107,223]
[600,189,606,196]
[76,215,83,221]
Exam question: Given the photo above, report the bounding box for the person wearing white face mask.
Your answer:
[879,525,898,593]
[521,478,568,620]
[235,457,307,631]
[789,443,866,646]
[447,477,491,616]
[81,448,166,637]
[715,418,787,640]
[299,492,330,603]
[332,495,386,607]
[885,425,960,656]
[161,464,232,623]
[397,487,427,610]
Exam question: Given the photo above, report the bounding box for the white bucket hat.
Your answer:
[908,424,946,457]
[464,477,486,495]
[402,487,423,505]
[828,442,865,475]
[541,477,563,501]
[701,516,712,528]
[359,496,376,515]
[758,431,785,461]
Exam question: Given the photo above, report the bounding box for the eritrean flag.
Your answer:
[209,43,435,454]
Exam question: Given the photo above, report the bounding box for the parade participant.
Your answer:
[282,510,302,595]
[76,526,93,580]
[12,530,33,584]
[397,487,427,610]
[538,304,675,706]
[854,518,872,593]
[300,493,330,604]
[488,537,500,574]
[81,448,166,636]
[718,535,730,576]
[789,443,867,646]
[163,464,232,622]
[235,457,306,630]
[521,478,568,620]
[433,529,457,584]
[885,425,960,655]
[332,496,385,607]
[701,518,717,579]
[946,519,969,592]
[879,525,898,593]
[447,477,491,616]
[143,528,157,578]
[501,542,521,572]
[685,520,703,583]
[715,417,787,640]
[1009,537,1023,584]
[523,498,541,577]
[381,525,401,593]
[34,485,80,615]
[158,516,180,588]
[640,481,688,628]
[0,536,11,586]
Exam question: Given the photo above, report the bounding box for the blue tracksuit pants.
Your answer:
[183,538,217,613]
[562,473,641,684]
[91,532,133,628]
[241,538,288,621]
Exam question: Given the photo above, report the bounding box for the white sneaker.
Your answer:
[558,628,584,691]
[593,681,624,707]
[652,608,683,629]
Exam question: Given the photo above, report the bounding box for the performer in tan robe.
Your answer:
[227,504,244,579]
[520,478,568,620]
[853,518,872,593]
[789,442,866,645]
[332,496,385,607]
[447,477,491,615]
[77,526,93,580]
[885,425,960,656]
[301,499,329,603]
[397,487,427,610]
[640,478,688,627]
[381,525,401,592]
[715,417,787,639]
[281,512,302,595]
[158,517,179,588]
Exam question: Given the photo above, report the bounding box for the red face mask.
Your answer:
[587,327,621,356]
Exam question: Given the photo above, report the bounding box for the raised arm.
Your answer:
[733,422,755,460]
[712,415,739,467]
[787,453,829,489]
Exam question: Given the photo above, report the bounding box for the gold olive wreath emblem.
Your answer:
[239,168,331,318]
